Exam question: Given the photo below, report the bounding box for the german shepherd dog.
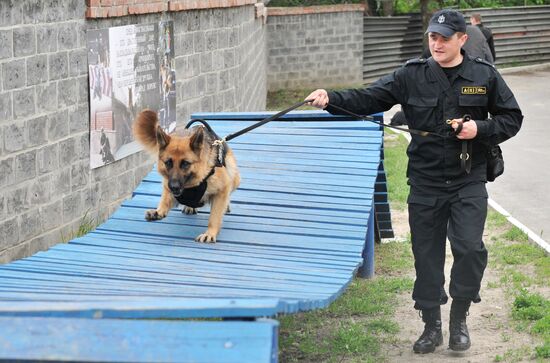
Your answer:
[133,110,240,243]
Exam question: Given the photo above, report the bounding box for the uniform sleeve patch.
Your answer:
[461,86,486,95]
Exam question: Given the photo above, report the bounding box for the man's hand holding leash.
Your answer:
[448,115,478,140]
[306,89,329,109]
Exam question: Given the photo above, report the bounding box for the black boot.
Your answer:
[449,300,471,351]
[413,307,443,354]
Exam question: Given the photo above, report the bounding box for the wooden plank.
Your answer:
[230,155,382,171]
[209,123,382,134]
[0,317,278,363]
[112,205,368,235]
[94,219,366,252]
[142,170,379,195]
[141,169,377,191]
[7,258,355,290]
[0,273,336,308]
[4,251,355,290]
[1,253,353,292]
[123,196,371,226]
[2,259,352,292]
[229,142,382,155]
[134,183,372,211]
[216,135,382,148]
[0,298,281,319]
[74,232,364,264]
[79,231,364,264]
[141,169,378,190]
[111,195,372,232]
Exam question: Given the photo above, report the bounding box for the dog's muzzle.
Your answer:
[168,179,184,197]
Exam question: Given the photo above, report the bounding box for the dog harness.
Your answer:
[175,119,227,209]
[174,167,216,208]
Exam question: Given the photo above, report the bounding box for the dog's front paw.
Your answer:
[145,209,166,221]
[183,206,198,215]
[195,232,217,243]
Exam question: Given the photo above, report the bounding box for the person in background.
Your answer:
[305,9,522,354]
[470,13,496,61]
[464,24,494,63]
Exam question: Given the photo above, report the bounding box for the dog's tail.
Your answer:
[133,109,160,153]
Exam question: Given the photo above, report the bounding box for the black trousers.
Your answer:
[407,183,488,310]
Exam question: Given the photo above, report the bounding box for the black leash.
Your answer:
[326,102,473,173]
[325,103,444,138]
[193,98,446,143]
[185,99,472,173]
[184,118,223,140]
[223,99,313,142]
[185,100,315,167]
[185,118,227,167]
[186,98,471,142]
[186,99,313,146]
[179,98,472,208]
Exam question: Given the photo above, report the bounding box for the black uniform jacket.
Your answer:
[326,54,523,188]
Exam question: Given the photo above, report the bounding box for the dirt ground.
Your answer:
[382,208,541,363]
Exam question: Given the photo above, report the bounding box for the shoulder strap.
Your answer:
[405,58,427,66]
[427,57,452,93]
[473,57,495,68]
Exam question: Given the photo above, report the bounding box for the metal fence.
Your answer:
[363,13,423,83]
[364,6,550,83]
[463,6,550,67]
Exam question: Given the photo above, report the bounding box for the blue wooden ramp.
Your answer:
[0,111,389,362]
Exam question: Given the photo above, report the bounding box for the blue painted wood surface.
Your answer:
[0,110,384,362]
[0,317,278,363]
[0,111,382,315]
[0,298,281,319]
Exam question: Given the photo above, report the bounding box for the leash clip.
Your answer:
[212,138,227,167]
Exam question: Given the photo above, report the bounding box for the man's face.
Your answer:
[428,32,468,67]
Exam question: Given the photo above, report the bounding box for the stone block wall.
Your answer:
[0,0,267,263]
[266,4,364,90]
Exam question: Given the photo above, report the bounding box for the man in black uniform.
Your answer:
[306,9,522,354]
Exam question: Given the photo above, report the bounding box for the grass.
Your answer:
[382,131,409,209]
[265,85,361,112]
[61,210,98,242]
[511,290,550,360]
[278,241,414,363]
[487,211,550,361]
[266,89,317,111]
[486,208,508,229]
[75,211,98,238]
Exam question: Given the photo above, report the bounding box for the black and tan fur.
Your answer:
[133,109,240,243]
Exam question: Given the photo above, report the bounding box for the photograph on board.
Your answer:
[87,21,175,169]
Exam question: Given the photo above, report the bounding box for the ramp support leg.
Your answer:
[358,201,375,279]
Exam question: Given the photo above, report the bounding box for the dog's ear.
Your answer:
[155,125,171,150]
[189,126,205,154]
